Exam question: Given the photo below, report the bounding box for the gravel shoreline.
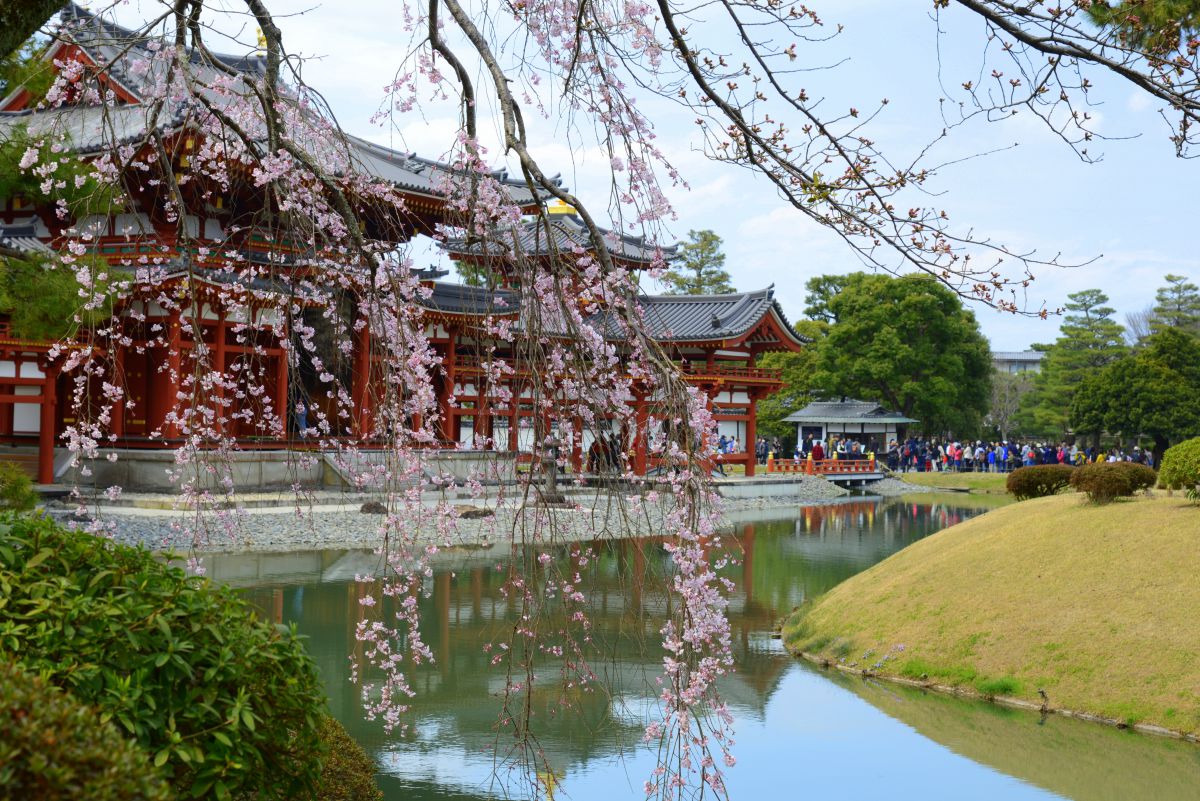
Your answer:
[46,475,918,554]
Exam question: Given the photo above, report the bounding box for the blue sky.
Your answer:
[113,0,1198,349]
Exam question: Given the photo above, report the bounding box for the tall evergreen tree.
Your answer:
[1150,273,1200,334]
[810,273,992,436]
[1071,328,1200,462]
[801,274,852,324]
[661,230,734,295]
[1016,289,1128,439]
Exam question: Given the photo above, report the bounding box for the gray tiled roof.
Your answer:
[344,136,550,206]
[782,399,917,424]
[420,283,519,316]
[443,214,676,264]
[0,5,549,208]
[57,3,268,99]
[992,351,1043,362]
[0,223,53,256]
[625,286,807,344]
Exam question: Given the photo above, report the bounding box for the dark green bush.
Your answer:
[0,661,171,801]
[1159,437,1200,500]
[0,461,37,511]
[1005,464,1075,500]
[1069,462,1158,504]
[316,716,384,801]
[0,513,326,801]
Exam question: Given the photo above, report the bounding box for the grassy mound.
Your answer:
[899,471,1009,494]
[784,493,1200,732]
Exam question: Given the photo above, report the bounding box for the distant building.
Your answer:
[783,399,917,452]
[993,351,1044,374]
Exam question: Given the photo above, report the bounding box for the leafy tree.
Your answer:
[1071,328,1200,462]
[810,273,992,436]
[1150,273,1200,334]
[0,35,52,103]
[754,319,826,450]
[0,253,121,341]
[661,230,734,295]
[801,274,852,324]
[1016,290,1128,439]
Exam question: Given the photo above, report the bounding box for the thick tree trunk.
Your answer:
[1153,435,1169,468]
[0,1,62,61]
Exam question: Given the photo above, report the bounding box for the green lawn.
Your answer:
[899,470,1009,494]
[784,493,1200,733]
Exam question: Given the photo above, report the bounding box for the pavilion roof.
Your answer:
[419,282,519,317]
[783,399,917,425]
[0,4,550,209]
[442,214,677,266]
[617,286,808,348]
[0,223,53,257]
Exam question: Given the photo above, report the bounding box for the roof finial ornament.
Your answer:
[711,312,721,329]
[256,27,267,52]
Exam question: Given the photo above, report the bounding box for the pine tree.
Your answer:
[661,230,734,295]
[1149,273,1200,334]
[1016,290,1128,439]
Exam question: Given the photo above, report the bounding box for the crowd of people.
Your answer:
[721,432,1155,474]
[882,437,1156,473]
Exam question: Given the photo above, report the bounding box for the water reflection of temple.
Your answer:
[222,497,979,796]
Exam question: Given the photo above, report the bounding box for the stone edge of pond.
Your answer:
[789,648,1200,744]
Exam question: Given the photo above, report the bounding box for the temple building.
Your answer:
[783,399,916,455]
[0,4,806,485]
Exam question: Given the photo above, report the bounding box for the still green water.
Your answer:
[211,496,1200,800]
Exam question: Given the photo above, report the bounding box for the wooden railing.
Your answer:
[680,364,782,382]
[449,358,784,385]
[767,455,877,475]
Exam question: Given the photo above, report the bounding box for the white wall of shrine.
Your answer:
[0,359,45,433]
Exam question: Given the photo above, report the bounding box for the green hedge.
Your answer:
[1159,437,1200,500]
[316,716,384,801]
[0,661,171,801]
[0,462,36,511]
[1069,462,1157,504]
[0,513,326,800]
[1005,464,1075,501]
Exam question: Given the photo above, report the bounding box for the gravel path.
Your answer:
[45,475,869,554]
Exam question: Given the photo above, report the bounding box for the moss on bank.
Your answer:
[783,493,1200,733]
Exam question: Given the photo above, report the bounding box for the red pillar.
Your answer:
[37,361,58,485]
[164,309,182,438]
[745,393,758,477]
[110,343,125,438]
[440,327,457,442]
[275,348,288,440]
[570,416,583,473]
[508,388,519,452]
[633,396,649,476]
[0,359,14,440]
[351,321,371,439]
[213,314,227,434]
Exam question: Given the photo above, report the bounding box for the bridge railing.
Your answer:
[766,455,877,475]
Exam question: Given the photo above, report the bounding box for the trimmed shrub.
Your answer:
[0,661,171,801]
[1159,437,1200,500]
[0,461,37,511]
[316,716,384,801]
[1005,464,1075,500]
[1069,462,1158,504]
[0,513,326,801]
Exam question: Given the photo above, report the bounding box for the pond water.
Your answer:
[214,496,1200,801]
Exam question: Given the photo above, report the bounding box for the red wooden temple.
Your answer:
[0,4,807,486]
